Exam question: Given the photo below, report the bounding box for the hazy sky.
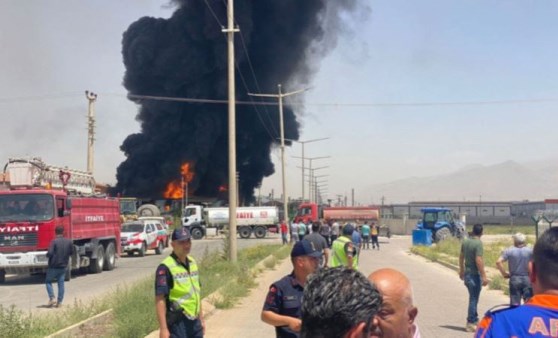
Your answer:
[1,1,557,204]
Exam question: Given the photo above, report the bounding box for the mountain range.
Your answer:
[369,159,558,203]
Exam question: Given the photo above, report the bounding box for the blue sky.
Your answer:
[1,1,557,204]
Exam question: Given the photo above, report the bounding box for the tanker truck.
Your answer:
[294,202,380,224]
[294,202,390,237]
[0,157,121,283]
[182,204,279,239]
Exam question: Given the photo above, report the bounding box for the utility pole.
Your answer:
[312,174,329,203]
[85,90,97,175]
[286,138,329,202]
[248,85,308,224]
[308,166,329,203]
[294,156,329,203]
[223,0,239,262]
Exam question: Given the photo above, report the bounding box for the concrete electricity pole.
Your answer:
[223,0,239,262]
[248,85,308,224]
[309,166,329,203]
[287,138,329,202]
[85,90,97,175]
[313,174,329,203]
[294,156,328,202]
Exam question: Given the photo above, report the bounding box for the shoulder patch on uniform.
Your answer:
[485,303,515,316]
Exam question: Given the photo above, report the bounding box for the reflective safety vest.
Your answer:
[162,255,201,319]
[331,236,358,269]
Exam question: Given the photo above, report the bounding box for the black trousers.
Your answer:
[170,316,203,338]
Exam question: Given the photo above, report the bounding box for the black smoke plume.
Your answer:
[114,0,365,202]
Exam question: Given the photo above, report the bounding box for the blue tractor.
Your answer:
[416,207,467,242]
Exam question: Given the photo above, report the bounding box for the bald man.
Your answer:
[368,268,420,338]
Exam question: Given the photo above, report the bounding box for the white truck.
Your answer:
[182,205,279,240]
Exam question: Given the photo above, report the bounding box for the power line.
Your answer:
[122,93,558,108]
[203,0,224,27]
[3,91,558,108]
[202,0,278,141]
[236,30,279,139]
[0,92,83,103]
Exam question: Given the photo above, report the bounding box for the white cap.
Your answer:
[512,232,526,244]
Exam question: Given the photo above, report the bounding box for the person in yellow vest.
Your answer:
[155,228,204,338]
[331,224,359,269]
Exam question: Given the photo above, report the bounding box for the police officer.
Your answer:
[261,239,322,337]
[155,228,204,338]
[331,223,358,269]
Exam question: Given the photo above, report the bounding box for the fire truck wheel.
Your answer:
[155,241,164,255]
[0,269,6,284]
[138,242,147,257]
[254,226,267,239]
[127,251,134,257]
[103,242,116,271]
[89,245,105,274]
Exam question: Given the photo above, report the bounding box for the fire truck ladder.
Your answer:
[3,157,96,194]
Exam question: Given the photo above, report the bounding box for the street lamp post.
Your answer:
[293,156,329,203]
[248,85,308,224]
[286,138,329,202]
[314,179,329,204]
[309,166,329,203]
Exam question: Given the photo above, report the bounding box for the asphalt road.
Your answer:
[0,234,282,313]
[359,236,509,337]
[202,235,511,337]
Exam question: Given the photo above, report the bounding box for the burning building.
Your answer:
[113,0,366,203]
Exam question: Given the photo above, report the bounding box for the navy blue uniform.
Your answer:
[262,272,303,338]
[155,253,202,338]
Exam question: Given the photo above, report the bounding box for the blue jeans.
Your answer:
[45,267,66,303]
[464,273,482,324]
[509,275,533,306]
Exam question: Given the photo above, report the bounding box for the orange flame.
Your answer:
[163,162,195,199]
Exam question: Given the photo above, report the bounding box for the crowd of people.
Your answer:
[282,218,383,250]
[150,222,558,338]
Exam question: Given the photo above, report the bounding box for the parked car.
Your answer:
[139,216,171,247]
[121,218,168,256]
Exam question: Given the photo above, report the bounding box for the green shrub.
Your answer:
[0,305,31,338]
[489,275,505,290]
[111,279,158,337]
[264,256,277,269]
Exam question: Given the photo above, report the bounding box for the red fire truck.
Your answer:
[0,157,121,283]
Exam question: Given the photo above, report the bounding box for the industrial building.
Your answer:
[380,199,558,225]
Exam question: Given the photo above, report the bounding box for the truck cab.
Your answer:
[294,203,320,223]
[182,205,206,240]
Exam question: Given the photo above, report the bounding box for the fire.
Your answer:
[163,162,195,199]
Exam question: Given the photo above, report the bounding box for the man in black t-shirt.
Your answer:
[45,225,74,308]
